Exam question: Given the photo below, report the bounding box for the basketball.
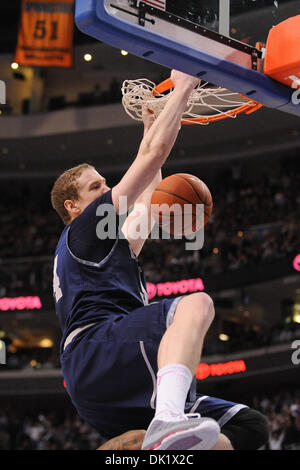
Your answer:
[151,173,213,235]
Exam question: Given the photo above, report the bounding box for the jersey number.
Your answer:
[53,255,63,302]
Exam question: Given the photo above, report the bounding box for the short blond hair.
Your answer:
[51,163,95,225]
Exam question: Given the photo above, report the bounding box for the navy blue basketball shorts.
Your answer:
[61,297,248,439]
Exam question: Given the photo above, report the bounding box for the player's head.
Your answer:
[51,163,110,225]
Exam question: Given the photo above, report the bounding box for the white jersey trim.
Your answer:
[140,341,157,410]
[65,225,119,268]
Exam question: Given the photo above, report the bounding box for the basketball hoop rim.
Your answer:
[153,78,263,124]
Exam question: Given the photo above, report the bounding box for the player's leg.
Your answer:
[216,408,269,450]
[153,293,214,421]
[142,293,220,450]
[186,396,269,450]
[157,292,214,373]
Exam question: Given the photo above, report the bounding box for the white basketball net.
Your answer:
[121,78,261,125]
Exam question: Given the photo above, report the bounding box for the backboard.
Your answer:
[75,0,300,117]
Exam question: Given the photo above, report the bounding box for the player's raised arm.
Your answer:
[112,70,199,214]
[121,108,161,256]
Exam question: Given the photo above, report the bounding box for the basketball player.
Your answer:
[51,69,269,450]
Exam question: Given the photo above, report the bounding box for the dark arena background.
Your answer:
[0,0,300,452]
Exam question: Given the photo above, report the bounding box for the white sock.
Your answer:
[154,364,193,421]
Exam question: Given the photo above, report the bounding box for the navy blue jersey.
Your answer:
[53,189,148,347]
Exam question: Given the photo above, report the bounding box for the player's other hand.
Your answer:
[170,69,200,92]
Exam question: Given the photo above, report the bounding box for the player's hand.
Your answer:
[170,69,200,92]
[96,430,146,450]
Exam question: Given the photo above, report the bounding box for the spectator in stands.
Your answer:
[282,415,299,450]
[268,429,285,450]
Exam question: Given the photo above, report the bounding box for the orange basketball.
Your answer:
[151,173,213,235]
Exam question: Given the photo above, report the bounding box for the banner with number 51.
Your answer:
[15,0,75,68]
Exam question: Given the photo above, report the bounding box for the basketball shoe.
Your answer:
[141,412,220,450]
